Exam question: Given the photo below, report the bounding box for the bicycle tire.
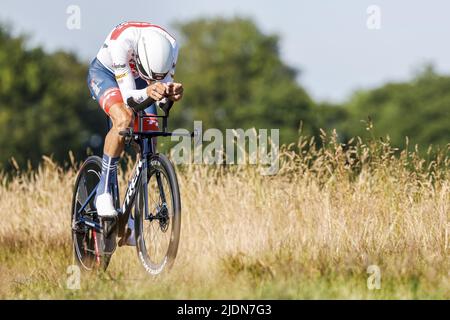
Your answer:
[134,153,181,275]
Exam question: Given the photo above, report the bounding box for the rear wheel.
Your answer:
[135,154,181,275]
[71,156,117,271]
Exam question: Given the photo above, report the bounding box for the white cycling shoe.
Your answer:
[95,193,118,218]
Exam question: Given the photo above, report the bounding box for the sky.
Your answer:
[1,0,449,102]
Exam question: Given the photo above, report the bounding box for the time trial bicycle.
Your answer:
[71,98,191,275]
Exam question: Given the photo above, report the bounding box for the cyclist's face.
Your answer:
[136,54,167,83]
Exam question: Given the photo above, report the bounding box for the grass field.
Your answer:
[0,133,448,299]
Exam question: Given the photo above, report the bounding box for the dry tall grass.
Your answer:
[0,132,448,299]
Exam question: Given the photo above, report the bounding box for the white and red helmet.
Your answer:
[135,29,174,81]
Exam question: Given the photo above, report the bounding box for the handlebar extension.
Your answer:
[126,97,174,116]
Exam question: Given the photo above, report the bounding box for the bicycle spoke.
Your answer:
[143,168,172,264]
[134,154,181,275]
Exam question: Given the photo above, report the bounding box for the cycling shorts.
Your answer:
[87,58,156,116]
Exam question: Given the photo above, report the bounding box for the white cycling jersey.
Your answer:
[96,22,179,104]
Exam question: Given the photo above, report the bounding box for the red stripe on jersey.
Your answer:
[110,21,175,40]
[99,88,123,114]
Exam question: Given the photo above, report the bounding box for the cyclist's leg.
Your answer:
[87,59,133,216]
[104,103,134,157]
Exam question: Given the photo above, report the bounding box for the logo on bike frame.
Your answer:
[122,159,144,214]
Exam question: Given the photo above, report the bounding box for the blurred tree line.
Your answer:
[335,65,450,149]
[0,18,449,170]
[0,25,107,171]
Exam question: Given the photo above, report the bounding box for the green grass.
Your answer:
[1,243,447,299]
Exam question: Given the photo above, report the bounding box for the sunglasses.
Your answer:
[135,53,168,82]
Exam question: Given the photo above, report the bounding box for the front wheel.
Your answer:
[135,154,181,275]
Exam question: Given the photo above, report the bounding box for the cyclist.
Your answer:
[87,21,183,245]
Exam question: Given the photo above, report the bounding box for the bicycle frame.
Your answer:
[117,111,192,237]
[118,133,152,234]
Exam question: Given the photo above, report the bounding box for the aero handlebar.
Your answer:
[126,97,174,116]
